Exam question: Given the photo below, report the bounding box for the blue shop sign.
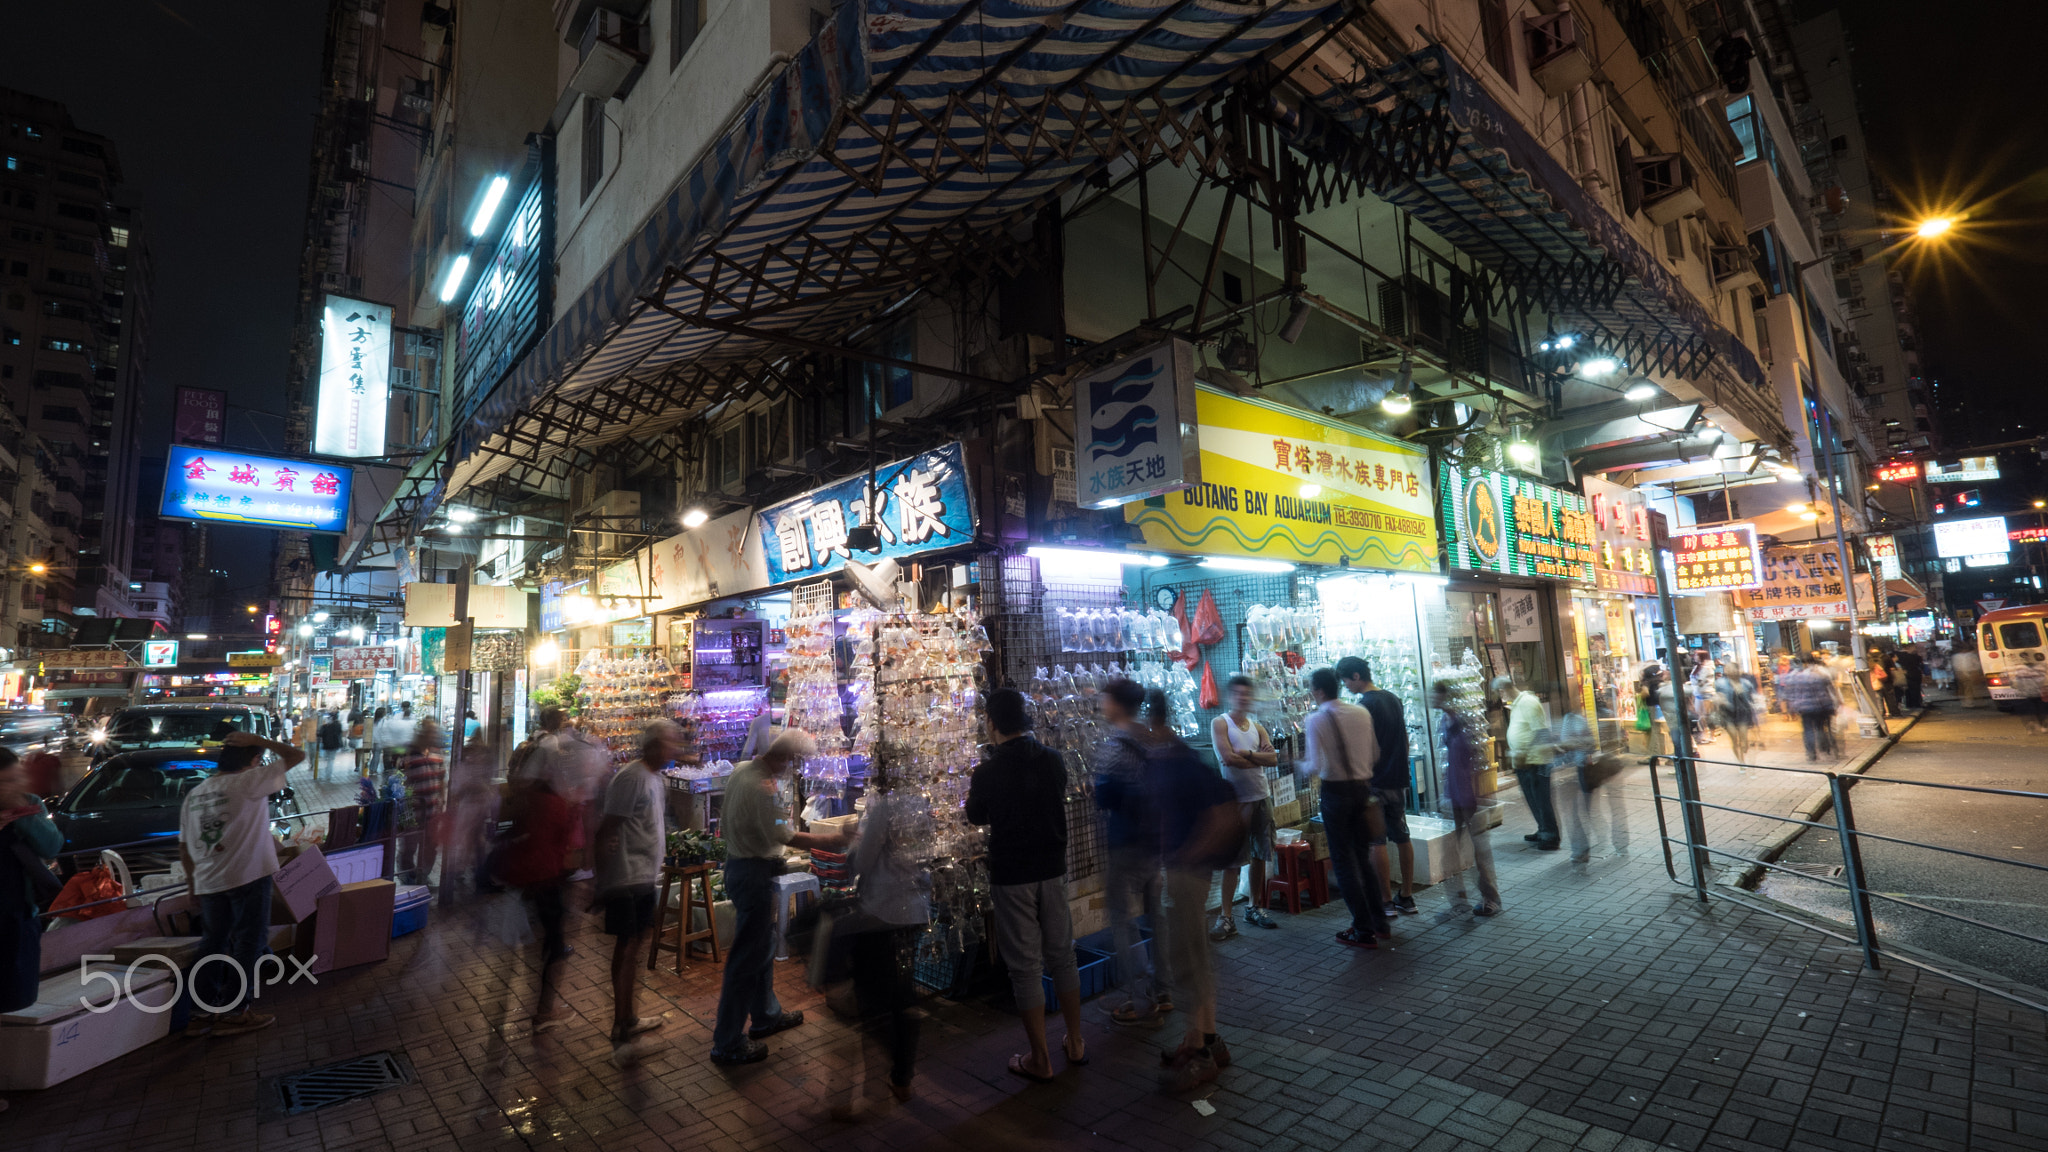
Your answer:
[161,445,352,534]
[757,442,977,585]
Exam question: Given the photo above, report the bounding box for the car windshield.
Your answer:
[65,760,216,812]
[105,710,254,746]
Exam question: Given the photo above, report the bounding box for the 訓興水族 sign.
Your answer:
[1122,388,1437,571]
[1439,463,1596,582]
[756,441,978,586]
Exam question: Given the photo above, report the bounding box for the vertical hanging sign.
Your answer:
[314,294,393,458]
[1073,338,1199,508]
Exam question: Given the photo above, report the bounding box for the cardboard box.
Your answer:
[271,844,340,924]
[292,879,395,975]
[1270,798,1303,828]
[0,963,175,1090]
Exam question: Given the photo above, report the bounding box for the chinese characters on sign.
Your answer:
[1074,339,1199,507]
[314,294,393,458]
[329,645,397,678]
[2011,526,2048,544]
[756,442,978,585]
[160,445,352,534]
[1668,524,1760,591]
[1440,464,1596,582]
[1867,534,1901,581]
[1579,475,1656,594]
[1874,460,1920,483]
[1736,543,1875,620]
[173,387,226,445]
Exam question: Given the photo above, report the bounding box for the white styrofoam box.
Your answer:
[0,962,176,1090]
[325,842,387,885]
[1405,815,1460,888]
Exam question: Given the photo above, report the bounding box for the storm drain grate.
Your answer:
[271,1051,413,1115]
[1778,861,1845,879]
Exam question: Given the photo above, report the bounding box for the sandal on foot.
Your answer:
[1006,1054,1056,1083]
[1111,1002,1163,1026]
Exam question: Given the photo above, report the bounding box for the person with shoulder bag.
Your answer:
[1303,668,1386,949]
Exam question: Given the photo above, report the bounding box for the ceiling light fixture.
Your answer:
[1381,358,1415,415]
[437,254,472,303]
[1278,295,1313,344]
[1625,382,1658,401]
[681,507,710,529]
[1578,356,1620,378]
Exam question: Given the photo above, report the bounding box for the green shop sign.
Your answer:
[1438,463,1597,582]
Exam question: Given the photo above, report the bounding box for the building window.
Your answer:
[580,97,605,203]
[40,338,82,353]
[39,406,83,423]
[107,226,129,248]
[55,202,97,222]
[671,0,703,68]
[1479,0,1516,88]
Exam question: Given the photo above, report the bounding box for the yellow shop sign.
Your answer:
[1124,388,1438,571]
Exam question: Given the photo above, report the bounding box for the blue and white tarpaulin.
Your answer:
[461,1,1341,464]
[756,441,976,586]
[1293,46,1766,390]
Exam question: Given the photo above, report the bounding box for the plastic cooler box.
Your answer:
[391,884,432,937]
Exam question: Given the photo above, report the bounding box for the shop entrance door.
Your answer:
[1442,587,1557,778]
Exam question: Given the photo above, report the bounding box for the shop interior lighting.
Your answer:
[437,254,472,303]
[1624,382,1658,401]
[532,638,560,665]
[468,175,510,237]
[1380,358,1414,415]
[1025,546,1167,568]
[1278,295,1313,344]
[349,626,366,640]
[1577,356,1620,378]
[186,633,206,640]
[1784,502,1809,513]
[681,507,710,529]
[1299,483,1322,498]
[1198,557,1296,574]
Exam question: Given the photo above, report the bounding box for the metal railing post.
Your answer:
[1647,754,1678,881]
[1651,514,1710,900]
[1828,773,1883,971]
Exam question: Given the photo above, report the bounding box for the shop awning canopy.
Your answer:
[401,1,1343,528]
[1281,45,1766,394]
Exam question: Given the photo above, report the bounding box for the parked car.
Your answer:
[47,748,298,878]
[0,711,75,757]
[86,702,272,765]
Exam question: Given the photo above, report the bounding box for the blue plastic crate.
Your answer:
[1077,924,1154,987]
[1042,945,1113,1004]
[390,885,431,937]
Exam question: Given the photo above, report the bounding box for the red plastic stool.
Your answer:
[1267,841,1321,913]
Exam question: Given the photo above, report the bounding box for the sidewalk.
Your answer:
[7,732,2042,1152]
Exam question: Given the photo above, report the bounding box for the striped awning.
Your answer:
[455,0,1343,482]
[1286,45,1765,391]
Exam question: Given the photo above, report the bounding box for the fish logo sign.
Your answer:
[1087,355,1164,461]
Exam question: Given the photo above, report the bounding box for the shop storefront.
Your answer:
[1577,476,1659,751]
[1437,462,1599,785]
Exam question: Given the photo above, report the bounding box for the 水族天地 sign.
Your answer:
[1125,388,1437,571]
[1074,339,1200,508]
[756,442,977,586]
[160,445,352,534]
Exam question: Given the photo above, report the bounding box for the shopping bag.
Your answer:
[489,892,534,948]
[48,863,125,921]
[1172,599,1199,668]
[1199,661,1220,711]
[1192,590,1226,646]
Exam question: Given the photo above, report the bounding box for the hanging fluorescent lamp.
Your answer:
[1199,557,1296,574]
[1381,358,1415,415]
[437,253,472,302]
[1577,356,1620,378]
[469,175,510,237]
[1025,546,1167,567]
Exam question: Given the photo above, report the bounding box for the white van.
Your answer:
[1980,605,2048,707]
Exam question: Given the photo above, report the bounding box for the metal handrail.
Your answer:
[1646,749,2048,1010]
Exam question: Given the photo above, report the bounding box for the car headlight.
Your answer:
[88,727,109,744]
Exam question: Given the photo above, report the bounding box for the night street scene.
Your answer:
[4,1,2048,1150]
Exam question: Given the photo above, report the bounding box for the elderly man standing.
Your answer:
[711,730,850,1066]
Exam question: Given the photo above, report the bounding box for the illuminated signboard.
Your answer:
[1441,464,1595,581]
[1933,515,2009,559]
[314,294,392,458]
[2010,526,2048,544]
[142,640,179,669]
[1580,475,1656,594]
[227,651,283,668]
[452,151,552,432]
[160,445,352,534]
[1669,524,1761,591]
[1926,456,2001,483]
[1874,460,1920,483]
[1867,534,1900,581]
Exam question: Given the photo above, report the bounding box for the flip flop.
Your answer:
[1007,1054,1056,1083]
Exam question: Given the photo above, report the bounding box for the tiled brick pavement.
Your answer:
[7,725,2042,1152]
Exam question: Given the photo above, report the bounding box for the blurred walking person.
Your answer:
[493,762,575,1032]
[1208,675,1279,938]
[1898,646,1927,709]
[1144,689,1239,1092]
[318,711,345,781]
[1433,683,1501,915]
[846,781,930,1101]
[1340,658,1417,917]
[1711,668,1759,764]
[594,721,679,1067]
[1779,657,1841,761]
[399,719,448,888]
[1,749,61,1015]
[968,688,1085,1082]
[1304,668,1386,947]
[1096,678,1174,1024]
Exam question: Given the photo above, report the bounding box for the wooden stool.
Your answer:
[649,862,721,974]
[1267,841,1321,913]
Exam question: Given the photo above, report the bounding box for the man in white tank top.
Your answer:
[1209,675,1279,939]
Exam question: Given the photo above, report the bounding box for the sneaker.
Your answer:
[609,1036,668,1068]
[1472,903,1504,917]
[1334,927,1377,950]
[1244,908,1279,929]
[1570,852,1591,863]
[709,1039,769,1066]
[1208,914,1236,942]
[1523,833,1542,842]
[748,1010,804,1040]
[209,1011,275,1036]
[1394,894,1418,915]
[569,869,595,882]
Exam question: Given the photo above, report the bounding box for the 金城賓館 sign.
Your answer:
[160,445,352,534]
[1123,388,1437,570]
[1439,464,1595,582]
[756,442,978,585]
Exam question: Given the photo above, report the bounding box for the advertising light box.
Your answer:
[161,445,352,534]
[314,294,393,457]
[1933,515,2009,559]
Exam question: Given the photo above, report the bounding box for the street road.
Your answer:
[1757,700,2048,991]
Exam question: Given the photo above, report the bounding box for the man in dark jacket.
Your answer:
[967,688,1085,1081]
[1340,657,1416,915]
[1093,677,1173,1023]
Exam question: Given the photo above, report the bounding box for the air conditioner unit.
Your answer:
[1526,9,1593,98]
[569,12,649,101]
[1635,154,1705,226]
[1709,245,1761,293]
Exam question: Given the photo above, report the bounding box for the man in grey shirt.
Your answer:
[711,730,849,1065]
[595,721,678,1067]
[1303,668,1387,948]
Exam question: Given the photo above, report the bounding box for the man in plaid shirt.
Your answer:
[1775,657,1841,761]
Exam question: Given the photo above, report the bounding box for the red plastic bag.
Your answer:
[1192,589,1225,646]
[1172,599,1199,668]
[49,864,125,921]
[1199,661,1220,711]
